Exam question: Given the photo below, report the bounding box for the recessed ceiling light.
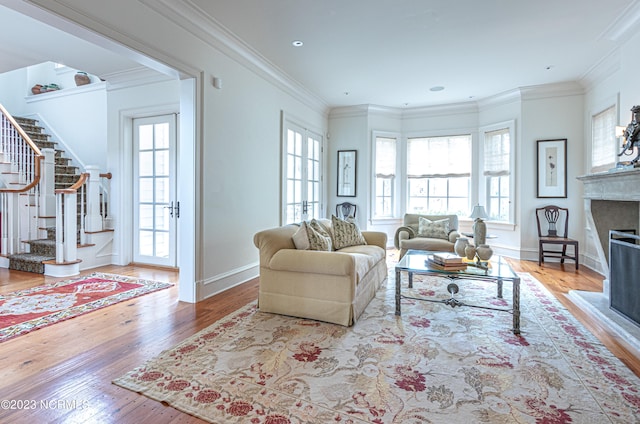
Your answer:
[292,40,303,47]
[430,86,445,92]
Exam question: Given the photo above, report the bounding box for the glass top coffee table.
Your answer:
[395,249,521,334]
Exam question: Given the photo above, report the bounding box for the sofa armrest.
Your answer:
[394,226,416,249]
[254,225,298,265]
[269,249,354,276]
[362,231,387,250]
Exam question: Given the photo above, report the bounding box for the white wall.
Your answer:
[518,88,585,261]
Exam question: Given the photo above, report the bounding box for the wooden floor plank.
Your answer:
[0,259,636,423]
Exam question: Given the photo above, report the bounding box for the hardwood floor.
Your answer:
[0,258,636,423]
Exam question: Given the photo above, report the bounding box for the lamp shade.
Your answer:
[470,205,488,220]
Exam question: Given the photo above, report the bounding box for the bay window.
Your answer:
[407,135,471,216]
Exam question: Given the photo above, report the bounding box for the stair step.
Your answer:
[26,239,56,256]
[8,253,55,274]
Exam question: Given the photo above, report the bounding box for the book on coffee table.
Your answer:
[426,255,468,271]
[426,260,469,271]
[431,252,464,265]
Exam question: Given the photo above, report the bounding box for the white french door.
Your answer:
[282,120,323,224]
[133,114,178,266]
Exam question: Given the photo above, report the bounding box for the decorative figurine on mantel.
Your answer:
[618,105,640,167]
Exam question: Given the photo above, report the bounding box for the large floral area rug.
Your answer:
[114,271,640,423]
[0,272,172,342]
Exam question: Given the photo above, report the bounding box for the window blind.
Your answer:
[484,128,510,176]
[592,105,616,173]
[375,137,396,177]
[407,135,471,178]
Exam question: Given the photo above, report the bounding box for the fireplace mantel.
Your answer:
[577,168,640,201]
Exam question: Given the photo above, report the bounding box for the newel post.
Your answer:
[39,148,56,217]
[85,165,103,232]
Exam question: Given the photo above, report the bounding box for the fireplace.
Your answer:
[609,230,640,326]
[572,169,640,350]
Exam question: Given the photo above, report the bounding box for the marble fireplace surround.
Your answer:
[573,168,640,352]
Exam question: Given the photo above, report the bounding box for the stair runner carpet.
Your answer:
[6,117,79,274]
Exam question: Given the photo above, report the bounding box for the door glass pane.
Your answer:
[155,150,169,176]
[156,205,169,231]
[139,152,154,176]
[139,125,153,150]
[156,177,169,203]
[139,204,153,229]
[155,123,169,148]
[156,232,169,258]
[139,230,153,256]
[139,178,153,202]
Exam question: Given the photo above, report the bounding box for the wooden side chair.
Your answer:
[535,205,579,270]
[336,202,356,220]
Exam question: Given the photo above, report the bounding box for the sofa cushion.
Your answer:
[292,223,311,250]
[417,217,450,240]
[307,219,332,251]
[337,245,386,281]
[400,236,454,252]
[331,215,366,249]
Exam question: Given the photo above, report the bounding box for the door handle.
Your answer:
[164,201,180,218]
[164,202,174,218]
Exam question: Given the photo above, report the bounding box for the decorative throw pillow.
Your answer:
[417,217,450,240]
[331,215,367,250]
[307,219,333,251]
[292,222,310,250]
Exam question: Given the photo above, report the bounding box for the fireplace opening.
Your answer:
[610,230,640,327]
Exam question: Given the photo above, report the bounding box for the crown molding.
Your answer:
[102,66,174,91]
[401,101,478,119]
[144,0,329,116]
[600,0,640,42]
[476,88,522,109]
[518,81,584,101]
[579,48,621,92]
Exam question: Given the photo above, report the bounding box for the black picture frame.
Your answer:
[337,150,357,197]
[536,139,567,198]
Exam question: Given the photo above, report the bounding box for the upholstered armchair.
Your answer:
[394,213,460,258]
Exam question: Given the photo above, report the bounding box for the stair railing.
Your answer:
[55,173,88,264]
[0,104,44,256]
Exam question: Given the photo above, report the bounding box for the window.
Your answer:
[407,135,471,215]
[591,105,617,173]
[373,135,397,218]
[483,127,511,222]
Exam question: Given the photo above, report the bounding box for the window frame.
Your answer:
[405,133,473,216]
[479,120,516,225]
[371,131,400,220]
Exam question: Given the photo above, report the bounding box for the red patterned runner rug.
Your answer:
[114,272,640,423]
[0,272,172,342]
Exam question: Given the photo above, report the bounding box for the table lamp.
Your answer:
[470,204,489,245]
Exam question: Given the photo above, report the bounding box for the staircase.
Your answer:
[6,117,81,273]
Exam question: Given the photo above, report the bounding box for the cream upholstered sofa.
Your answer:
[394,213,460,258]
[253,218,387,326]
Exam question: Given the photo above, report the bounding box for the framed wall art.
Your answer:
[536,138,567,198]
[337,150,357,197]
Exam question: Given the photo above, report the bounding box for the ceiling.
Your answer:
[1,0,637,108]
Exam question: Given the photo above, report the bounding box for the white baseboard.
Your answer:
[196,262,259,301]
